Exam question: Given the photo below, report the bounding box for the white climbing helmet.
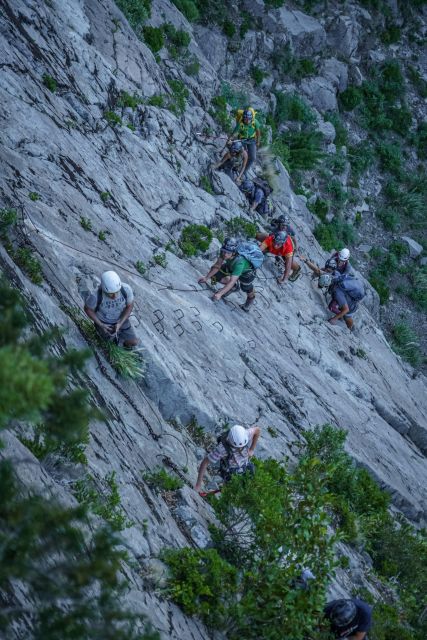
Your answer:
[101,270,121,294]
[228,425,249,448]
[338,248,350,261]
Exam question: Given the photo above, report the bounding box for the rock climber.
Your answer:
[214,140,248,184]
[256,214,299,251]
[301,248,353,277]
[194,424,261,492]
[197,237,258,312]
[324,598,372,640]
[227,107,261,174]
[84,270,139,347]
[318,272,365,331]
[259,230,301,284]
[240,178,272,217]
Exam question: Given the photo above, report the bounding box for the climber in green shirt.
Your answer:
[226,108,261,175]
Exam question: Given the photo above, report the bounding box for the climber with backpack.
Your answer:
[260,230,301,284]
[318,272,365,331]
[227,107,261,175]
[194,424,261,492]
[198,237,264,312]
[240,177,273,217]
[213,140,249,184]
[84,270,139,347]
[256,214,299,252]
[323,598,372,639]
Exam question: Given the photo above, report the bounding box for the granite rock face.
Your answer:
[1,1,426,638]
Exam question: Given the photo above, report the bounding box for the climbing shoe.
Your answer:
[240,297,255,312]
[289,265,301,282]
[222,281,240,298]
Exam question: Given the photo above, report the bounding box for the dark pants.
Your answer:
[243,139,257,174]
[220,461,255,482]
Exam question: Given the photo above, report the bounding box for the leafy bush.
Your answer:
[414,122,427,159]
[164,457,338,638]
[74,471,133,531]
[251,66,266,86]
[391,322,421,366]
[147,94,165,107]
[408,65,427,99]
[314,218,356,251]
[135,260,147,275]
[308,198,329,222]
[348,142,374,183]
[339,85,363,111]
[194,0,228,25]
[369,271,390,304]
[199,175,213,194]
[325,112,348,148]
[116,91,141,109]
[0,208,17,234]
[115,0,151,36]
[272,44,316,80]
[180,224,213,256]
[222,19,236,38]
[42,73,57,92]
[184,58,200,76]
[381,23,401,44]
[143,25,164,52]
[163,22,191,58]
[273,129,324,172]
[167,79,189,116]
[376,141,403,177]
[80,216,92,231]
[104,110,122,126]
[171,0,199,21]
[226,217,257,239]
[377,207,400,231]
[143,467,184,492]
[275,92,315,125]
[14,247,43,284]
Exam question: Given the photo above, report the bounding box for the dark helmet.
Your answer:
[273,231,288,246]
[328,600,357,628]
[221,237,238,254]
[275,214,290,229]
[243,109,253,124]
[241,179,254,193]
[318,273,334,288]
[230,140,243,154]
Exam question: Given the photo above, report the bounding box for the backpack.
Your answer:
[335,274,365,302]
[237,241,264,269]
[235,106,257,124]
[252,176,273,197]
[94,286,128,312]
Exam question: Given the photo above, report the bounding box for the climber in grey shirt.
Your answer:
[84,270,138,347]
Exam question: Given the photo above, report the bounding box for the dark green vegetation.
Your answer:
[180,224,213,256]
[143,467,184,492]
[0,208,43,284]
[164,424,427,640]
[0,279,158,639]
[115,0,151,37]
[42,73,57,92]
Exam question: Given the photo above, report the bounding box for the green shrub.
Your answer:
[199,175,213,194]
[222,19,236,38]
[163,22,191,58]
[415,122,427,159]
[327,179,347,208]
[167,79,189,116]
[271,44,315,80]
[171,0,199,21]
[0,208,17,234]
[143,467,184,492]
[408,65,427,98]
[80,216,92,231]
[251,66,266,86]
[184,58,200,76]
[14,248,43,284]
[381,24,401,44]
[275,92,315,125]
[164,457,338,638]
[376,141,403,176]
[308,198,329,222]
[339,85,363,111]
[226,217,257,239]
[380,60,405,101]
[348,142,374,183]
[194,0,228,25]
[115,0,151,36]
[29,191,40,201]
[143,25,164,52]
[100,191,111,202]
[74,471,133,531]
[104,110,122,126]
[147,94,165,107]
[273,129,323,172]
[388,104,412,136]
[42,73,57,92]
[239,10,253,38]
[314,218,356,251]
[153,252,167,268]
[135,260,147,275]
[180,224,213,256]
[391,322,421,366]
[116,91,142,109]
[377,207,400,231]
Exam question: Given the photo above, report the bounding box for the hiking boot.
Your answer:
[289,265,301,282]
[240,296,255,312]
[222,281,240,298]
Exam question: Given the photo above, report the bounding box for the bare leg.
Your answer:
[344,317,354,331]
[256,232,268,242]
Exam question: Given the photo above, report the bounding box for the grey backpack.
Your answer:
[335,274,365,302]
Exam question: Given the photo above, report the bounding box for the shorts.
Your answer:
[328,299,358,319]
[214,268,256,293]
[95,319,137,343]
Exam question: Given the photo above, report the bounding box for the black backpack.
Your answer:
[253,176,273,197]
[95,286,128,312]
